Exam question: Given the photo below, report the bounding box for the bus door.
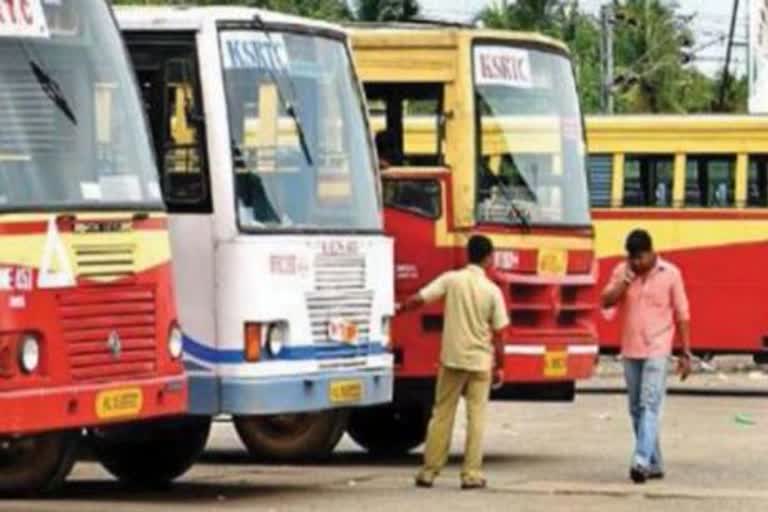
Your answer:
[365,82,456,291]
[127,35,210,210]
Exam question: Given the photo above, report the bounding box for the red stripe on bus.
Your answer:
[0,221,48,235]
[133,217,168,230]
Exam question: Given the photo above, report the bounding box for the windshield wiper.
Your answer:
[491,176,532,233]
[251,15,314,166]
[28,60,77,126]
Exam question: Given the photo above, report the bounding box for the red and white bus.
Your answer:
[0,0,194,495]
[587,115,768,363]
[346,26,598,454]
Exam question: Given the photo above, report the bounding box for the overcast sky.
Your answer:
[414,0,747,76]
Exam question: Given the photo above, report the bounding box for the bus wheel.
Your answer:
[0,432,78,497]
[89,416,210,487]
[233,410,348,461]
[347,404,428,456]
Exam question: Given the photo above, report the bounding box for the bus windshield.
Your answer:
[0,0,161,211]
[220,29,381,232]
[473,44,590,227]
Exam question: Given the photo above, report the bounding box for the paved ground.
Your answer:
[586,355,768,394]
[4,373,766,512]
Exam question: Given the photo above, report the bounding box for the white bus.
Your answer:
[116,7,394,459]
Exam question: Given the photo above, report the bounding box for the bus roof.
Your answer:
[586,114,768,154]
[116,5,344,35]
[347,23,569,55]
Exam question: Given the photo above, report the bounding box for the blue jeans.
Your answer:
[623,357,668,472]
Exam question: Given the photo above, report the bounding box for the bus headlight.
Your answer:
[266,323,288,357]
[19,334,40,374]
[168,326,184,360]
[381,316,392,347]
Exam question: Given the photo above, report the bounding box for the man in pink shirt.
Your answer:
[602,229,692,484]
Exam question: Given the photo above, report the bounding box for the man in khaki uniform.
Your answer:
[401,235,509,490]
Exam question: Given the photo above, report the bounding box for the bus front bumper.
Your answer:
[188,367,393,416]
[0,374,187,436]
[501,343,599,382]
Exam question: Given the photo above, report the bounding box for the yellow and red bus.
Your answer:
[586,115,768,363]
[0,1,197,495]
[346,25,598,454]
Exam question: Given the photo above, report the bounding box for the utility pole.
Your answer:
[600,4,615,114]
[718,0,740,110]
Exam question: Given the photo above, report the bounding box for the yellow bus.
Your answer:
[585,114,768,361]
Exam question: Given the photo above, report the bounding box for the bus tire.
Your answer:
[89,416,210,487]
[0,431,78,497]
[347,404,429,455]
[233,410,348,462]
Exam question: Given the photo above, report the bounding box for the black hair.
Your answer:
[468,235,494,264]
[625,229,653,257]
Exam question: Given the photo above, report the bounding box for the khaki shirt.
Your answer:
[419,264,510,372]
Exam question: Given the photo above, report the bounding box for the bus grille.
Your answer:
[308,254,372,343]
[314,255,366,291]
[306,290,374,343]
[506,281,597,340]
[73,243,136,282]
[58,286,157,382]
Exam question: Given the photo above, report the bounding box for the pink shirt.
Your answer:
[604,258,690,359]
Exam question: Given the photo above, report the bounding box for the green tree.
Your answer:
[356,0,420,22]
[611,0,697,112]
[480,0,747,114]
[481,0,566,38]
[481,1,603,113]
[560,2,602,113]
[112,0,352,22]
[712,72,749,113]
[247,0,351,21]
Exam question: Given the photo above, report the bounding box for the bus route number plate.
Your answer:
[537,248,568,277]
[543,350,568,378]
[329,380,363,404]
[95,388,143,420]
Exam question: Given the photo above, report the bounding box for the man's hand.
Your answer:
[675,320,692,381]
[623,267,636,285]
[492,331,505,390]
[398,294,425,314]
[601,265,635,308]
[677,352,693,381]
[492,366,504,390]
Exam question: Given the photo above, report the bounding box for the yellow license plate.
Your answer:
[95,388,143,420]
[537,248,568,277]
[329,380,363,404]
[544,351,568,378]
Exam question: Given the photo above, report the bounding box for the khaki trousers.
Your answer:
[419,365,492,482]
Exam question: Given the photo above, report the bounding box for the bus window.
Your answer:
[364,83,445,167]
[587,154,613,207]
[623,155,673,207]
[685,156,735,208]
[383,179,441,218]
[748,155,768,207]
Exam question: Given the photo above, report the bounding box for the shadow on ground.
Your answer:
[197,448,559,469]
[33,480,319,504]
